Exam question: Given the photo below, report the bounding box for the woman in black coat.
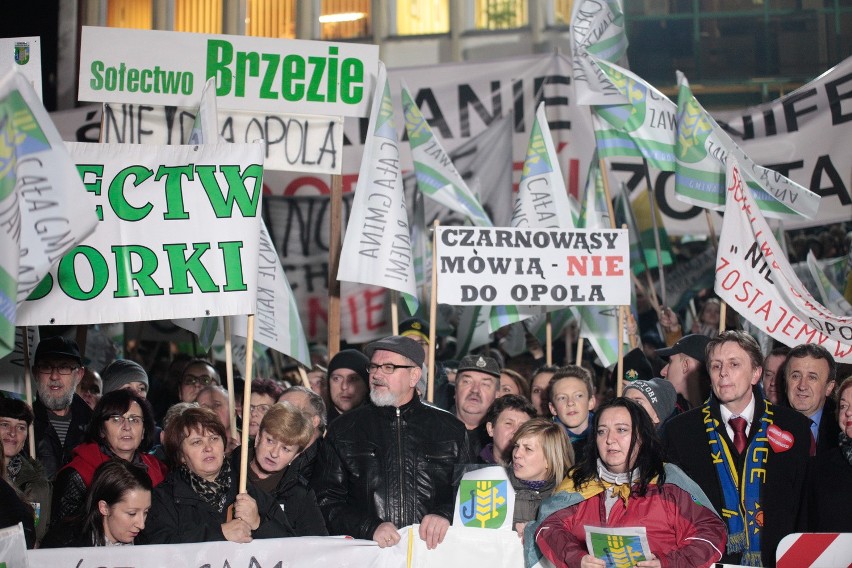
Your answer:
[142,407,295,544]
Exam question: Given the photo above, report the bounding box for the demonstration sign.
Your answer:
[101,102,344,174]
[436,227,629,306]
[0,37,41,100]
[16,141,264,326]
[79,26,378,117]
[716,159,852,362]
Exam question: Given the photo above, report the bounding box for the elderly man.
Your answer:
[664,330,811,567]
[31,336,94,478]
[783,343,839,453]
[279,385,327,480]
[658,334,712,411]
[453,354,501,454]
[314,336,472,550]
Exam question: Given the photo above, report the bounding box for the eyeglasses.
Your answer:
[105,415,143,427]
[182,374,216,387]
[250,404,271,415]
[34,364,79,376]
[367,363,417,374]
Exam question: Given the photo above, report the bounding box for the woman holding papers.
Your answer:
[530,398,726,568]
[142,407,294,544]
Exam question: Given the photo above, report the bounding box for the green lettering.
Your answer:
[218,241,248,291]
[109,165,154,221]
[112,245,164,298]
[90,61,104,90]
[195,164,262,218]
[163,242,218,294]
[340,58,364,104]
[154,165,194,220]
[260,53,279,99]
[306,56,326,102]
[58,246,108,301]
[281,55,305,102]
[236,50,260,97]
[206,39,233,95]
[26,273,52,301]
[77,164,104,221]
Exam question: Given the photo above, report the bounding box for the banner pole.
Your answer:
[391,290,399,335]
[239,314,255,494]
[616,306,626,396]
[719,302,727,334]
[223,316,238,442]
[297,366,311,389]
[575,336,584,366]
[427,220,440,404]
[642,160,667,306]
[328,174,343,359]
[545,313,553,366]
[22,327,35,460]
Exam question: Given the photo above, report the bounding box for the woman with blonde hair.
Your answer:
[508,418,574,539]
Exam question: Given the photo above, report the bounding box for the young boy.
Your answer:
[547,366,596,461]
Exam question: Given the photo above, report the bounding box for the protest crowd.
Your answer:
[2,273,852,567]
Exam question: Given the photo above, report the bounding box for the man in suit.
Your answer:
[782,343,839,454]
[664,330,811,567]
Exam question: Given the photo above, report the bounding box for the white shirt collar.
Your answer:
[720,391,756,429]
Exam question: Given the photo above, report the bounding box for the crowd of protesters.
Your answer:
[2,296,851,568]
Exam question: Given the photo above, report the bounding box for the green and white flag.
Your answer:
[401,83,494,228]
[570,0,629,105]
[807,251,852,316]
[339,62,418,314]
[590,57,677,171]
[675,72,820,219]
[0,69,98,358]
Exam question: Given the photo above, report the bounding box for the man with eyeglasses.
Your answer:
[177,359,220,403]
[314,336,473,551]
[31,336,94,478]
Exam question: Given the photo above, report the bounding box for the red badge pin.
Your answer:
[767,424,794,453]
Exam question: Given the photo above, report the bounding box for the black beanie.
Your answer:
[327,349,370,384]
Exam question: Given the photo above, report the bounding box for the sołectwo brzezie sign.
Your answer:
[436,227,630,306]
[15,142,264,326]
[78,26,379,118]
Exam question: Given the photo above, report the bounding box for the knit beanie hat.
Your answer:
[102,359,149,394]
[623,378,677,422]
[327,349,370,384]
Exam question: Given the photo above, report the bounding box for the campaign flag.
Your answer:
[675,72,820,219]
[0,69,98,358]
[715,158,852,362]
[570,0,629,105]
[339,63,418,314]
[589,57,677,171]
[401,83,494,228]
[576,157,621,367]
[512,103,576,229]
[807,251,852,316]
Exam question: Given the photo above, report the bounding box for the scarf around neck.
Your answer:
[180,459,232,513]
[840,432,852,466]
[703,401,771,567]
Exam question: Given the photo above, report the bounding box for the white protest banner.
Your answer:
[16,141,263,326]
[570,0,629,106]
[0,523,27,568]
[0,37,41,100]
[27,528,524,568]
[437,227,629,307]
[715,158,852,362]
[0,69,99,358]
[79,26,378,117]
[102,102,344,174]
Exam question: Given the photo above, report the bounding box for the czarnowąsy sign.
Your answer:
[15,142,264,327]
[436,227,630,307]
[78,26,379,118]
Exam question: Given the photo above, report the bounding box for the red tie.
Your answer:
[729,416,748,454]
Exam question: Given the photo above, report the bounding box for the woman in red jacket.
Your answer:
[528,398,726,568]
[52,389,167,524]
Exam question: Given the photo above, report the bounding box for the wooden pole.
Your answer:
[427,220,439,404]
[642,161,667,306]
[222,316,238,442]
[238,314,255,493]
[719,302,727,334]
[616,306,626,396]
[297,366,311,389]
[21,327,35,459]
[545,313,553,366]
[327,175,343,359]
[575,336,584,366]
[391,290,399,335]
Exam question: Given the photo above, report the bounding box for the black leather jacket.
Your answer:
[313,396,473,539]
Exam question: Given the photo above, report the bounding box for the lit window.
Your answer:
[321,0,371,39]
[547,0,572,27]
[394,0,450,35]
[472,0,528,30]
[174,0,223,34]
[246,0,297,38]
[107,0,153,29]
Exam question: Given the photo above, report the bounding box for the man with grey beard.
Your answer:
[31,336,93,478]
[314,336,472,551]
